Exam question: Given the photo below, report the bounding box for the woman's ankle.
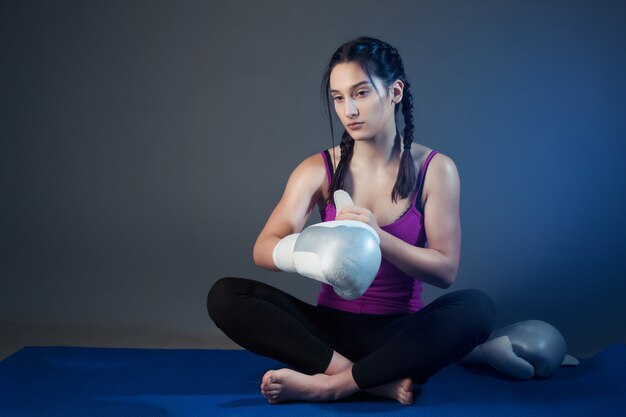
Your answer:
[324,351,354,375]
[324,369,361,400]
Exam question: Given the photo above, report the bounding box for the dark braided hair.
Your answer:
[320,37,416,205]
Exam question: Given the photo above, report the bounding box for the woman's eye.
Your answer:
[357,90,369,96]
[333,96,343,102]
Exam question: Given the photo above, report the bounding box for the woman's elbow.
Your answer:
[440,274,456,289]
[252,242,267,268]
[437,262,458,289]
[252,246,261,267]
[443,262,459,288]
[253,238,281,271]
[252,236,267,266]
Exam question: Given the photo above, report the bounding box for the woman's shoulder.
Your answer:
[290,151,326,181]
[413,145,456,174]
[417,147,460,207]
[296,147,337,174]
[285,149,335,201]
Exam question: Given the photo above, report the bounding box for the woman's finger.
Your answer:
[338,212,366,222]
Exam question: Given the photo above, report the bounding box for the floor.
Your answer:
[0,321,241,361]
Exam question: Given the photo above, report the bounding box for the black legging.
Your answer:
[207,277,495,390]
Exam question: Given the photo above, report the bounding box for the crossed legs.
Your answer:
[208,277,494,405]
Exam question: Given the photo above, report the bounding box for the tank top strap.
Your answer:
[321,150,334,189]
[412,150,440,211]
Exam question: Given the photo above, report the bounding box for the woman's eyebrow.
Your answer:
[330,81,371,93]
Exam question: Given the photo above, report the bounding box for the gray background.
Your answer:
[1,0,625,359]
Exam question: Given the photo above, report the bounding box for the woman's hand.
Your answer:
[336,205,381,235]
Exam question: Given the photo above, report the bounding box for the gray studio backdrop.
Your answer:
[1,0,625,357]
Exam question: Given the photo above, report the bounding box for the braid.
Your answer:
[391,80,417,203]
[401,81,414,148]
[329,131,354,206]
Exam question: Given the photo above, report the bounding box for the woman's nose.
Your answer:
[344,98,358,118]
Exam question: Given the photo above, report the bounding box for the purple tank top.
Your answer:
[316,149,440,315]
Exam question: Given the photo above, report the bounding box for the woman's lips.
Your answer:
[347,122,364,129]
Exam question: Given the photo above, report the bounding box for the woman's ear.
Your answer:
[390,80,404,103]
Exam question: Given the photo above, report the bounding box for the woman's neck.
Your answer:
[351,123,401,172]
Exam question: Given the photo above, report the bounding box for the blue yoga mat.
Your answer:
[1,344,624,416]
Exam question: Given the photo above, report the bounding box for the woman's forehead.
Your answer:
[330,62,380,92]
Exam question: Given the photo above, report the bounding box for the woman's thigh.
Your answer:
[350,289,494,388]
[352,289,495,362]
[207,277,355,372]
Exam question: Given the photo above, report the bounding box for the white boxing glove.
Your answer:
[272,190,382,300]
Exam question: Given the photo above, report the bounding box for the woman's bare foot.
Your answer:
[320,352,414,405]
[260,368,359,404]
[365,377,415,405]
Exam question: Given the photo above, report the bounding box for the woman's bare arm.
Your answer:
[377,154,461,288]
[252,154,327,271]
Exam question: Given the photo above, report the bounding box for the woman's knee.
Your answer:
[453,289,496,343]
[207,277,243,325]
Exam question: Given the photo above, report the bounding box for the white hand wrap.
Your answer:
[272,233,299,272]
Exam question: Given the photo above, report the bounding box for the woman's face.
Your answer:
[329,61,398,141]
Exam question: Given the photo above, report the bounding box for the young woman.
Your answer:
[207,37,495,405]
